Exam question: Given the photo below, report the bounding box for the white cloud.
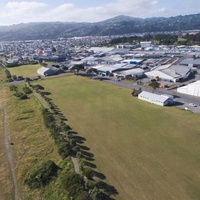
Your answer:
[6,1,47,9]
[39,0,166,23]
[0,1,47,24]
[0,0,199,25]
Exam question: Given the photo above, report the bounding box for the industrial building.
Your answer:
[145,64,192,82]
[138,91,173,106]
[116,68,144,79]
[180,58,200,68]
[177,80,200,97]
[37,66,64,76]
[140,41,152,49]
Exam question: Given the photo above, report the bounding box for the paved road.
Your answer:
[8,72,200,114]
[98,77,200,114]
[1,105,18,200]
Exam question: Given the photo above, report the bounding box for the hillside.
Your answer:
[0,13,200,41]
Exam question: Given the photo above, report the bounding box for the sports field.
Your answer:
[8,64,41,78]
[34,75,200,200]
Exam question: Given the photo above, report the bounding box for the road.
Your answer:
[97,77,200,114]
[8,71,200,113]
[1,105,18,200]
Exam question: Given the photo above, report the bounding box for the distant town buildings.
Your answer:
[1,37,200,101]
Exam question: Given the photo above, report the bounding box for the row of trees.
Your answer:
[110,32,200,46]
[26,83,117,199]
[24,160,60,189]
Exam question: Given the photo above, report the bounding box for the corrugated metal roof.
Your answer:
[138,91,169,103]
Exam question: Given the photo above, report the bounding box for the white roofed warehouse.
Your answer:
[138,91,173,106]
[177,80,200,97]
[37,66,64,76]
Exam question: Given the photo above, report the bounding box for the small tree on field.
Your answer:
[23,86,32,94]
[9,85,17,91]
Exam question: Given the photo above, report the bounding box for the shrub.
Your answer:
[32,84,44,90]
[23,86,32,94]
[9,85,17,91]
[14,92,28,100]
[24,160,59,189]
[5,69,11,78]
[60,172,85,197]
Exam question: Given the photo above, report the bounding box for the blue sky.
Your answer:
[0,0,200,25]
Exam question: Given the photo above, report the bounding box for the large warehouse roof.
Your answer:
[177,80,200,97]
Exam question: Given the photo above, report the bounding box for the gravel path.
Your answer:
[71,156,80,174]
[33,92,81,174]
[1,105,18,200]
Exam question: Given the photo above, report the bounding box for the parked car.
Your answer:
[188,103,197,107]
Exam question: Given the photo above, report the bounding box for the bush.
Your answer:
[23,86,32,94]
[83,168,95,180]
[24,160,59,189]
[57,139,71,159]
[14,92,28,100]
[42,108,55,128]
[131,88,142,97]
[5,69,11,78]
[32,84,44,90]
[9,85,17,91]
[60,172,85,197]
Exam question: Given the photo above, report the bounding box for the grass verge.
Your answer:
[0,84,14,200]
[8,64,41,78]
[33,74,200,200]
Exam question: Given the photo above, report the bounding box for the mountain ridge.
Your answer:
[0,13,200,41]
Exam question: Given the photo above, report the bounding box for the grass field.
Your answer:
[34,75,200,200]
[1,82,69,200]
[8,64,41,78]
[0,84,14,200]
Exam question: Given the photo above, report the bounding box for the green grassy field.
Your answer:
[2,83,69,200]
[8,64,41,78]
[34,75,200,200]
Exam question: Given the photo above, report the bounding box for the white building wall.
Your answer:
[177,81,200,97]
[138,91,170,106]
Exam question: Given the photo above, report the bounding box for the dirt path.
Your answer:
[1,105,18,200]
[33,92,81,174]
[71,156,80,174]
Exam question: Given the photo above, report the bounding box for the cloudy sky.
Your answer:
[0,0,200,25]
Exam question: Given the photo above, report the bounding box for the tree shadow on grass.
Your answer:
[73,135,86,144]
[41,91,51,95]
[81,150,95,161]
[96,180,119,196]
[77,144,90,151]
[84,161,97,168]
[93,171,106,180]
[81,150,94,158]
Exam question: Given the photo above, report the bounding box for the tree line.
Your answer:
[22,82,118,200]
[110,32,200,46]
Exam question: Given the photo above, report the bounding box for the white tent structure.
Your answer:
[177,80,200,97]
